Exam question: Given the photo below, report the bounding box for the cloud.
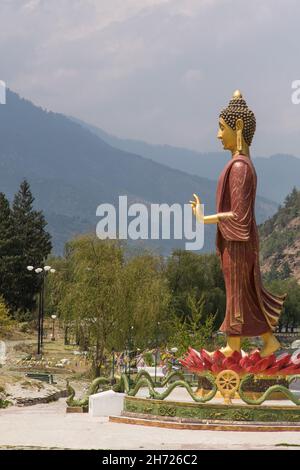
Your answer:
[1,0,300,156]
[22,0,41,11]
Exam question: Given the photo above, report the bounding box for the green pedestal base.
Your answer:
[123,396,300,424]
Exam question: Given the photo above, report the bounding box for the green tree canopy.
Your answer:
[12,179,52,314]
[165,250,225,329]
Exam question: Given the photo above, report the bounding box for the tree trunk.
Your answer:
[64,326,69,345]
[93,339,105,378]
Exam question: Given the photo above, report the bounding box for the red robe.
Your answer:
[216,154,286,336]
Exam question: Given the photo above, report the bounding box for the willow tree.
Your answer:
[59,235,125,375]
[119,253,171,351]
[49,236,172,376]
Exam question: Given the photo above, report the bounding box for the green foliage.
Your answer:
[50,236,171,376]
[168,292,215,356]
[260,187,300,273]
[120,253,171,350]
[260,187,300,237]
[143,352,154,367]
[0,193,22,312]
[166,250,225,329]
[0,296,13,334]
[12,180,52,315]
[0,181,51,317]
[263,261,292,283]
[265,278,300,331]
[0,399,11,409]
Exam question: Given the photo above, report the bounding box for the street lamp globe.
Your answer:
[35,268,43,273]
[50,268,56,274]
[44,265,51,271]
[51,315,57,320]
[27,266,34,271]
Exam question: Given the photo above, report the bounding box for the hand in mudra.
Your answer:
[189,193,204,221]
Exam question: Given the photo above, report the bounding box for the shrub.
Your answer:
[143,352,154,367]
[0,297,13,335]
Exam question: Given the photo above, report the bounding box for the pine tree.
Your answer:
[0,193,21,310]
[12,180,52,314]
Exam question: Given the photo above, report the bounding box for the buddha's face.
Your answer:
[217,117,236,151]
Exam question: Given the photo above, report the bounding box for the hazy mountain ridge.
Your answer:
[75,118,300,205]
[0,90,278,254]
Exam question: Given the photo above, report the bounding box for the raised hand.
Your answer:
[189,193,204,221]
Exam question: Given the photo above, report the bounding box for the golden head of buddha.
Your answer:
[217,90,256,156]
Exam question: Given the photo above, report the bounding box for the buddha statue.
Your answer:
[190,90,286,358]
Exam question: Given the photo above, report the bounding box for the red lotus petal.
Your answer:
[182,355,193,365]
[239,356,252,369]
[180,352,196,367]
[188,347,201,358]
[263,365,282,375]
[201,349,213,365]
[222,357,239,369]
[248,351,262,364]
[181,347,300,376]
[230,351,242,363]
[246,364,262,373]
[179,352,206,373]
[184,349,207,372]
[179,359,192,369]
[255,354,276,372]
[202,359,212,370]
[212,350,225,364]
[274,353,291,369]
[228,364,243,374]
[200,349,213,370]
[188,348,204,367]
[186,359,196,368]
[280,365,300,375]
[211,363,223,373]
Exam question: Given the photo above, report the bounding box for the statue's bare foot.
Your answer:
[219,346,238,357]
[218,336,241,357]
[260,333,281,357]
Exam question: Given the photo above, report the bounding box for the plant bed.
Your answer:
[66,405,88,413]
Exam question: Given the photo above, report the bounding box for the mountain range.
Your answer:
[74,118,300,205]
[0,90,290,254]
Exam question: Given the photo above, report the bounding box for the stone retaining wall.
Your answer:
[15,389,68,407]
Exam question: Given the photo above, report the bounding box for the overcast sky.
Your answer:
[1,0,300,157]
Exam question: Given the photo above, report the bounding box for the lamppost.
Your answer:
[111,347,116,385]
[127,325,134,385]
[51,315,57,341]
[27,265,56,355]
[154,321,160,385]
[170,347,178,372]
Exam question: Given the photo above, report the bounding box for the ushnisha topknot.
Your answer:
[219,90,256,146]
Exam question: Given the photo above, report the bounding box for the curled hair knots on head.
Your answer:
[219,92,256,146]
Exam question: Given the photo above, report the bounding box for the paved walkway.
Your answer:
[0,399,300,450]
